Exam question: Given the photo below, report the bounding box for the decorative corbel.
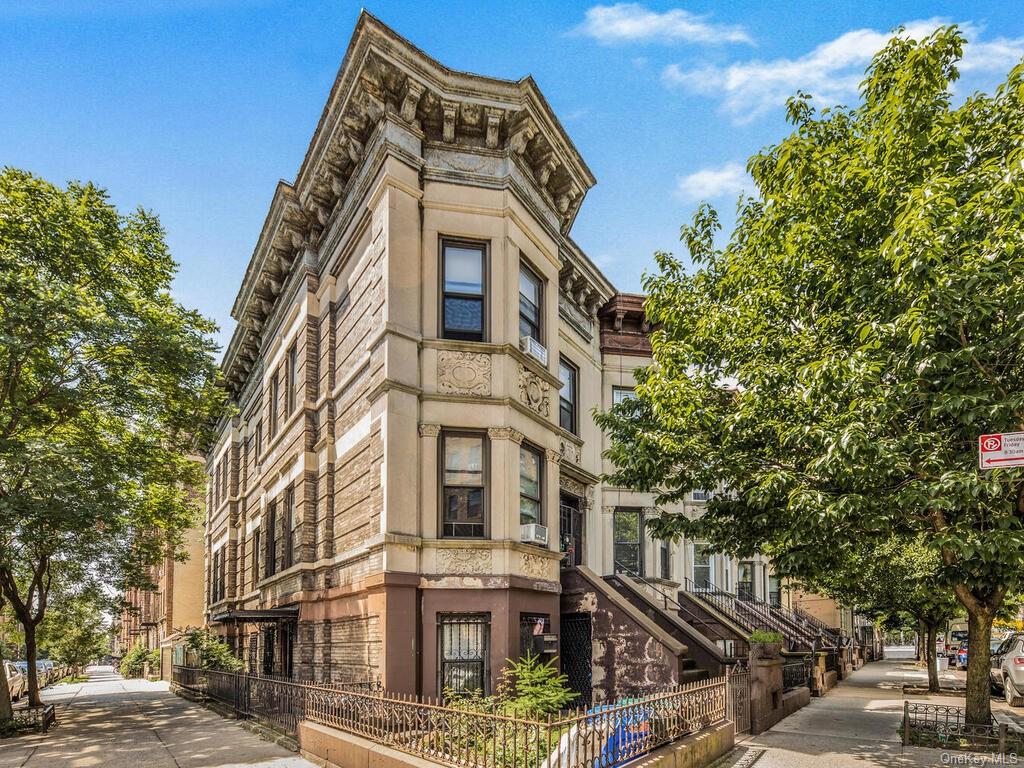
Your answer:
[441,100,459,143]
[485,107,503,149]
[508,118,537,156]
[535,153,557,188]
[400,79,425,123]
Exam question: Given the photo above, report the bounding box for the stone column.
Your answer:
[419,424,441,539]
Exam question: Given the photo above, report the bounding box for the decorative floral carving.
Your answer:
[487,427,524,444]
[518,365,550,417]
[559,438,582,466]
[437,548,491,574]
[438,351,491,396]
[522,552,550,579]
[418,423,441,438]
[559,475,586,498]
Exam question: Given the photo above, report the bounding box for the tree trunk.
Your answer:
[916,620,925,661]
[23,621,40,707]
[965,608,994,725]
[925,621,940,693]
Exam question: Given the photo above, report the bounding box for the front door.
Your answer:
[738,562,754,600]
[559,494,584,567]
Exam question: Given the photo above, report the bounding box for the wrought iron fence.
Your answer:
[172,666,727,766]
[171,666,378,738]
[306,676,726,768]
[727,661,751,736]
[782,657,813,691]
[902,702,1024,754]
[823,649,838,673]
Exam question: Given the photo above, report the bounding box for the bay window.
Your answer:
[441,433,486,537]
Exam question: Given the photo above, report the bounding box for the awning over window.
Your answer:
[211,607,299,624]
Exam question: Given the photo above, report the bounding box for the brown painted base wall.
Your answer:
[298,720,734,768]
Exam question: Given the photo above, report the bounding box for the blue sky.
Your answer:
[3,1,1023,351]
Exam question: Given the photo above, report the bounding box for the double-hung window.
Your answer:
[518,444,543,527]
[265,502,277,577]
[612,386,635,405]
[613,507,643,576]
[441,433,486,538]
[270,371,280,436]
[441,240,486,341]
[559,359,578,434]
[282,487,295,570]
[518,264,542,342]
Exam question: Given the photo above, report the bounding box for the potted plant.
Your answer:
[749,630,785,659]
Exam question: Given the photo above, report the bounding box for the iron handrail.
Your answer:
[735,587,818,648]
[612,562,748,658]
[681,577,778,636]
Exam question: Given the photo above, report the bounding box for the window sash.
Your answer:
[287,344,298,415]
[442,241,486,341]
[519,445,543,526]
[518,266,542,342]
[559,359,578,434]
[270,372,280,435]
[441,433,487,538]
[612,386,635,405]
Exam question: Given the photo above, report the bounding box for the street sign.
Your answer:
[979,432,1024,469]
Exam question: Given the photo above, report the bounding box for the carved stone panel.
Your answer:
[522,552,550,579]
[437,548,492,574]
[559,438,582,466]
[438,351,491,396]
[518,365,550,417]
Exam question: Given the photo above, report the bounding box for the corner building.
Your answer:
[206,13,830,703]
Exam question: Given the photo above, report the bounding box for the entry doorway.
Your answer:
[559,494,584,568]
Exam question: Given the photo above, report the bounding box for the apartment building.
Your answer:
[204,12,833,703]
[115,525,205,678]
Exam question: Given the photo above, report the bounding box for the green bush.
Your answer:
[748,630,785,644]
[182,627,243,672]
[119,641,158,678]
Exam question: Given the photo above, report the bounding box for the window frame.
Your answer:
[438,613,490,698]
[612,507,644,576]
[252,527,261,589]
[659,539,671,581]
[440,238,488,342]
[270,370,280,436]
[286,342,298,415]
[518,442,544,528]
[439,430,489,539]
[558,357,579,435]
[282,486,295,570]
[612,386,635,406]
[518,260,543,344]
[265,502,278,578]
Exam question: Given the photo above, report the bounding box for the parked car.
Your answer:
[990,632,1024,706]
[4,661,26,701]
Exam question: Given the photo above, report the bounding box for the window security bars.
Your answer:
[439,613,489,696]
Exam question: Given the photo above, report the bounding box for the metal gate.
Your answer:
[728,661,751,735]
[561,612,592,707]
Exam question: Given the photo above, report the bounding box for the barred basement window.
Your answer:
[439,613,489,696]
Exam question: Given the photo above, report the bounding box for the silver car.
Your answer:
[4,661,26,701]
[990,632,1024,706]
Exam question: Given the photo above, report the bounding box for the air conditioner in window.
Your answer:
[519,336,548,366]
[520,523,549,547]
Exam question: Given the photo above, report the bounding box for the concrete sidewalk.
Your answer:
[0,665,315,768]
[725,650,1011,767]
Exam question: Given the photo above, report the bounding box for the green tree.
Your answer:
[800,536,958,692]
[119,641,158,679]
[37,590,109,673]
[0,168,225,705]
[597,28,1024,723]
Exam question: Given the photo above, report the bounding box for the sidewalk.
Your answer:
[721,649,1012,767]
[0,665,315,768]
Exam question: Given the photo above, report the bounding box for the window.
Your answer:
[265,502,277,577]
[441,433,486,538]
[255,420,263,461]
[612,386,635,405]
[439,614,489,696]
[286,343,298,415]
[270,371,280,436]
[519,445,543,527]
[441,240,486,341]
[252,528,261,588]
[518,263,542,342]
[693,544,712,588]
[559,494,584,567]
[282,486,295,570]
[559,359,578,434]
[660,540,671,580]
[692,489,711,502]
[613,507,643,576]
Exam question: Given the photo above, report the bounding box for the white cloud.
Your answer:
[675,163,750,202]
[574,3,752,45]
[663,19,1024,123]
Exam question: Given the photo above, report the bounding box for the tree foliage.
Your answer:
[0,168,225,704]
[597,27,1024,723]
[119,641,158,679]
[182,627,243,672]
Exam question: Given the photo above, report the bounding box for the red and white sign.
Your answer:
[979,432,1024,469]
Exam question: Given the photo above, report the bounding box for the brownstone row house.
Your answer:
[202,13,854,704]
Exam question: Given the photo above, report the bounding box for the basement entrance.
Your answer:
[561,611,592,707]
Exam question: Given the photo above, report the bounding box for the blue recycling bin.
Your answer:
[587,703,652,767]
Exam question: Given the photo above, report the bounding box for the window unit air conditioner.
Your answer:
[520,523,549,547]
[520,336,548,366]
